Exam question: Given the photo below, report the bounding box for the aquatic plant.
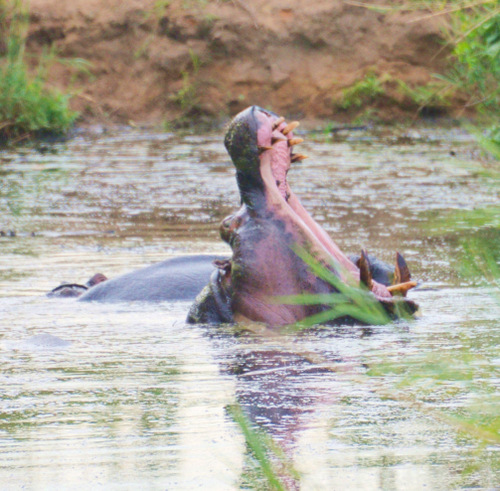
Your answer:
[227,403,299,490]
[0,0,81,142]
[276,246,418,330]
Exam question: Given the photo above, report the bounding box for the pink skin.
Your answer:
[255,110,391,299]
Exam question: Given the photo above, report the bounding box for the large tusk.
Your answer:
[394,252,411,284]
[387,280,417,296]
[357,249,373,290]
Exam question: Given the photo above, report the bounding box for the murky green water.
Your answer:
[0,126,498,489]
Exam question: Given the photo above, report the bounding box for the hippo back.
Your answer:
[79,255,223,303]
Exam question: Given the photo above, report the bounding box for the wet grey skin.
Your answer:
[188,106,418,326]
[78,255,224,303]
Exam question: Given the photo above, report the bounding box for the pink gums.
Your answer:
[255,110,391,299]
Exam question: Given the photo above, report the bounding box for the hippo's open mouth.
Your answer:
[221,106,418,320]
[229,107,416,293]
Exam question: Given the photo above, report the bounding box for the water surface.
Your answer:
[0,126,498,489]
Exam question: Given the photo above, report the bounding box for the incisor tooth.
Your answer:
[387,281,417,296]
[291,154,308,162]
[271,136,286,145]
[272,117,285,129]
[258,145,273,153]
[288,138,304,146]
[282,121,300,135]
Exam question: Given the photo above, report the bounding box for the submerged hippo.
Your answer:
[70,255,223,302]
[47,273,108,298]
[187,106,417,325]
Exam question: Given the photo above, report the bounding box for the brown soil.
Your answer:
[26,0,455,125]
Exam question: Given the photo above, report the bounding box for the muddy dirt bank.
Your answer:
[26,0,457,125]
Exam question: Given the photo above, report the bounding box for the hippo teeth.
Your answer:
[282,121,300,135]
[288,137,304,147]
[272,116,285,130]
[258,145,273,153]
[394,252,412,283]
[357,249,373,290]
[291,153,308,162]
[387,281,418,296]
[271,136,287,145]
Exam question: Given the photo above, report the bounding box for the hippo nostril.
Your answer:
[222,216,233,229]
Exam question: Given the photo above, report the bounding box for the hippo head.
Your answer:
[189,106,418,326]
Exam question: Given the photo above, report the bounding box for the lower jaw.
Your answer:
[260,158,355,280]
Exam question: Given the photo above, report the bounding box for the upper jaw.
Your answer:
[224,106,303,207]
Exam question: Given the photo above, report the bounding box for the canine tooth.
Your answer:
[288,138,304,146]
[282,121,300,135]
[258,145,273,153]
[272,117,285,129]
[394,252,411,284]
[291,154,308,162]
[387,280,417,296]
[357,249,373,289]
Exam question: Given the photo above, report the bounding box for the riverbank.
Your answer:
[23,0,465,127]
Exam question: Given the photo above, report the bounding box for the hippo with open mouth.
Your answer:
[48,105,417,326]
[187,106,418,326]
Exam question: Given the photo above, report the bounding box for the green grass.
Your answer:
[0,0,80,142]
[227,404,299,490]
[335,72,388,110]
[276,246,418,330]
[401,0,500,155]
[438,1,500,156]
[335,2,500,156]
[335,71,455,115]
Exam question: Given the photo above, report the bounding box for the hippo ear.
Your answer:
[357,249,373,290]
[394,252,411,284]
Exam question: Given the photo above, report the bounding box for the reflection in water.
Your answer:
[0,128,498,489]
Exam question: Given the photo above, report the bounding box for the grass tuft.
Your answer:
[0,0,80,143]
